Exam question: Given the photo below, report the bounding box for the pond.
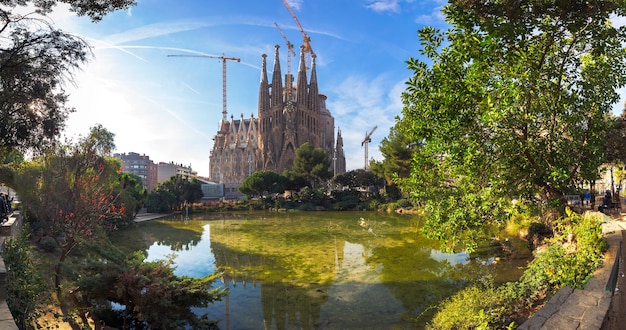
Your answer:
[111,211,532,329]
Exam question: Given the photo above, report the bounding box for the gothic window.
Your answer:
[230,136,234,142]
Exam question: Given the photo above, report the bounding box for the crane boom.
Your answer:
[274,22,296,95]
[281,0,315,67]
[168,54,241,122]
[361,126,378,170]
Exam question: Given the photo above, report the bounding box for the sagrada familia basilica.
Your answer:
[208,45,346,196]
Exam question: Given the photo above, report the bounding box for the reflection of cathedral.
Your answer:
[209,46,346,197]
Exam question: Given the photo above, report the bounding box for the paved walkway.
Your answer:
[133,211,171,223]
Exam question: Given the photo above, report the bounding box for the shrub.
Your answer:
[428,211,606,329]
[428,282,508,330]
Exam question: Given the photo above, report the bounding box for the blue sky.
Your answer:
[50,1,626,177]
[49,0,447,177]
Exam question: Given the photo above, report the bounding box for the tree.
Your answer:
[0,0,135,155]
[370,121,413,184]
[290,142,332,188]
[333,169,384,192]
[15,126,123,287]
[111,172,147,229]
[399,1,626,249]
[146,175,203,213]
[239,170,286,201]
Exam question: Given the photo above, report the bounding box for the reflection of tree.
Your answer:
[118,211,532,328]
[363,236,530,327]
[211,218,343,329]
[111,219,204,253]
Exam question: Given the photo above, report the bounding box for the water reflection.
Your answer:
[114,212,530,329]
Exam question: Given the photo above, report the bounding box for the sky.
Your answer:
[42,0,448,178]
[46,1,626,178]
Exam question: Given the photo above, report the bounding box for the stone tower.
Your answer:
[209,45,345,196]
[257,45,341,174]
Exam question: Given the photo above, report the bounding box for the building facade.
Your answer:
[114,152,158,192]
[157,162,198,183]
[209,46,346,197]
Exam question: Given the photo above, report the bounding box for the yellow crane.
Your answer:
[362,126,377,170]
[168,53,240,122]
[274,22,296,95]
[281,0,315,68]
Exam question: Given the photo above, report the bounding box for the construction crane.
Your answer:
[362,126,378,170]
[281,0,315,68]
[274,22,296,95]
[168,53,241,122]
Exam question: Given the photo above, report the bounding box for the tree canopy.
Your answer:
[0,0,135,154]
[399,0,626,249]
[239,170,286,200]
[290,142,332,188]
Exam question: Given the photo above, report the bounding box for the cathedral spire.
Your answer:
[271,45,283,107]
[296,45,308,106]
[258,53,270,113]
[308,54,319,111]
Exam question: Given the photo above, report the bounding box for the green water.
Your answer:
[111,211,531,329]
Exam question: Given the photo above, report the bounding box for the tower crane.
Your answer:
[362,126,377,171]
[274,22,296,95]
[168,53,240,122]
[281,0,315,69]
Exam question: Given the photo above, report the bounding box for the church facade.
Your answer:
[209,46,346,197]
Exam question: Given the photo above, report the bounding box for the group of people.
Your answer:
[0,192,13,223]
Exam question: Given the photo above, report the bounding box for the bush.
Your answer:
[428,282,509,330]
[428,211,606,329]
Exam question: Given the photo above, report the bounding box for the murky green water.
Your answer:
[111,211,531,329]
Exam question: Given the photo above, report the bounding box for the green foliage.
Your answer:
[333,169,385,191]
[69,240,225,329]
[146,175,203,212]
[145,189,176,213]
[428,282,507,330]
[111,172,147,228]
[3,226,47,330]
[370,120,414,184]
[399,0,626,247]
[14,126,125,289]
[428,211,606,329]
[238,170,286,200]
[290,142,332,188]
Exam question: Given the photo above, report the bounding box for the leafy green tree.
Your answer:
[146,176,203,213]
[14,125,123,289]
[400,1,626,250]
[239,170,286,200]
[370,121,413,184]
[291,142,332,188]
[112,172,147,229]
[333,169,384,192]
[282,169,309,192]
[144,189,176,213]
[0,0,135,156]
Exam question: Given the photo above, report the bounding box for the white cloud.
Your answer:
[366,0,401,14]
[285,0,303,11]
[328,74,406,170]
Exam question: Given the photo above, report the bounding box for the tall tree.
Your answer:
[290,142,332,188]
[400,0,626,249]
[0,0,135,155]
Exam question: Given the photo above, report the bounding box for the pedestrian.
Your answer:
[584,190,591,207]
[0,194,7,222]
